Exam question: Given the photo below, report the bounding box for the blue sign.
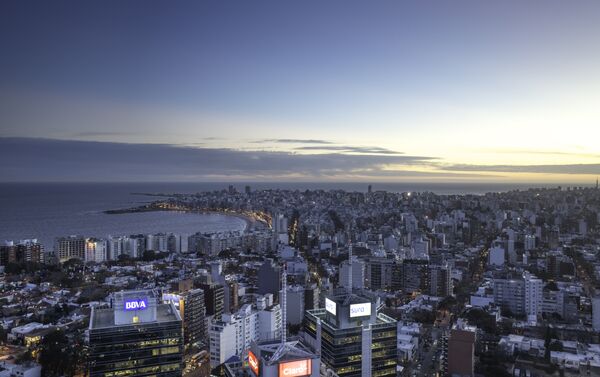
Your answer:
[124,298,148,311]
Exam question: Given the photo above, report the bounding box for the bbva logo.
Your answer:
[124,299,148,311]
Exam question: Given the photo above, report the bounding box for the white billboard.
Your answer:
[325,298,336,316]
[349,302,371,318]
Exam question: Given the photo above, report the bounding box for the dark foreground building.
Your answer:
[303,292,397,377]
[87,289,183,377]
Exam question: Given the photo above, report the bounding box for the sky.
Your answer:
[1,0,599,183]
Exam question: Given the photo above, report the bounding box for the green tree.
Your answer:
[38,330,76,376]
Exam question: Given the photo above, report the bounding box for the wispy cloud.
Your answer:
[72,131,137,137]
[443,163,600,175]
[473,148,600,158]
[254,139,334,144]
[0,137,444,182]
[294,145,405,155]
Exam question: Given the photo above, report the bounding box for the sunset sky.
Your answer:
[1,0,599,182]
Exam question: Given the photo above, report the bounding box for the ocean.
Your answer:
[0,181,568,249]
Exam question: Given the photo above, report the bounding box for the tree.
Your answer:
[0,326,7,343]
[39,330,76,376]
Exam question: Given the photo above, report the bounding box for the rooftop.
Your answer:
[90,303,180,329]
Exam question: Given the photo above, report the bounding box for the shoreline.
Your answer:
[103,205,269,231]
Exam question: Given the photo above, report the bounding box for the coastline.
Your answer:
[103,205,269,231]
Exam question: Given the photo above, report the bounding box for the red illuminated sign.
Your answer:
[248,351,259,376]
[279,359,312,377]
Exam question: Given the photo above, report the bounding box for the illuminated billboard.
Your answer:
[279,359,312,377]
[124,298,148,311]
[349,302,371,318]
[248,351,259,376]
[325,298,336,316]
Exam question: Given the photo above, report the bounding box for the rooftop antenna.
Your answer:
[347,243,353,294]
[271,263,288,361]
[281,262,287,345]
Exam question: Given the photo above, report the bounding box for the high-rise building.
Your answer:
[209,303,282,368]
[0,239,43,265]
[401,259,430,294]
[339,257,365,289]
[228,281,240,314]
[285,286,304,326]
[593,296,600,332]
[258,260,281,300]
[126,234,146,259]
[85,238,107,263]
[304,284,320,311]
[163,288,207,348]
[447,321,476,377]
[107,235,126,260]
[55,235,86,262]
[303,293,397,377]
[87,289,183,377]
[524,272,543,321]
[493,277,525,316]
[429,264,453,297]
[365,256,395,290]
[200,283,225,320]
[524,234,536,251]
[489,244,505,266]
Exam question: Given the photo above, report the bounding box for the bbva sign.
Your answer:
[124,298,149,311]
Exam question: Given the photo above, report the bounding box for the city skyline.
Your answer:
[2,0,600,183]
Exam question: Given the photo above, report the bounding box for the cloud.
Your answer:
[254,139,334,144]
[443,163,600,175]
[72,131,137,137]
[0,137,445,182]
[474,148,600,158]
[294,145,405,155]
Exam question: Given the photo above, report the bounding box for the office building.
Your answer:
[163,288,206,348]
[303,293,397,377]
[200,283,225,320]
[87,289,183,377]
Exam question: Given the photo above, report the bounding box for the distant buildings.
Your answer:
[0,239,43,265]
[85,238,107,263]
[593,297,600,332]
[55,235,85,262]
